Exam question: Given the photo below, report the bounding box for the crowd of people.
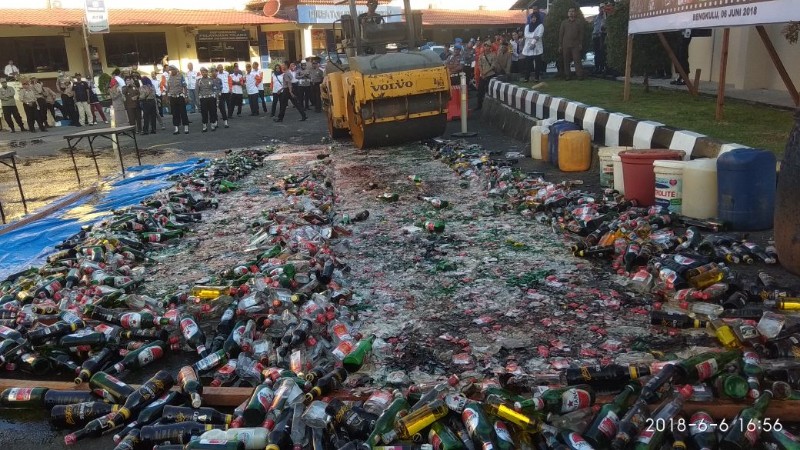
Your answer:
[1,55,326,135]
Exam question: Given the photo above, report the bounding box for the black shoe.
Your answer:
[150,131,156,135]
[300,116,307,121]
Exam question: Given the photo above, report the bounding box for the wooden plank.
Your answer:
[755,25,800,107]
[693,68,702,93]
[2,378,800,421]
[716,28,731,121]
[657,32,697,96]
[623,34,633,102]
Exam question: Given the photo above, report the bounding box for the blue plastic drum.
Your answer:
[717,148,776,231]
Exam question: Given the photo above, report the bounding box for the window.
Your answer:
[104,33,168,67]
[0,36,68,73]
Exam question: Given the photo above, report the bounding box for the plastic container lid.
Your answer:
[684,158,718,171]
[598,147,630,158]
[620,149,686,161]
[653,160,687,170]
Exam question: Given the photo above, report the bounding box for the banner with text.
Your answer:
[628,0,800,34]
[296,5,402,24]
[84,0,109,34]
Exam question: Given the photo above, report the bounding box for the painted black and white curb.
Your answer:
[488,79,748,160]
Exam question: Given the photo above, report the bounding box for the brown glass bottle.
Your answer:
[51,401,121,429]
[161,405,233,426]
[109,370,175,427]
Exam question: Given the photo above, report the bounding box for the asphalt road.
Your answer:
[0,93,521,224]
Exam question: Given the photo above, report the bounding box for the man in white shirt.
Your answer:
[4,60,19,80]
[185,62,198,114]
[245,63,262,116]
[252,62,268,112]
[228,64,244,117]
[215,64,230,122]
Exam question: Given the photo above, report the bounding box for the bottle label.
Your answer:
[689,412,713,436]
[597,410,619,438]
[331,323,352,341]
[137,346,163,366]
[564,432,594,449]
[494,421,513,443]
[744,421,760,446]
[444,393,467,413]
[121,313,141,329]
[332,340,354,359]
[180,319,199,339]
[254,386,275,409]
[673,255,696,266]
[695,358,718,381]
[561,389,592,412]
[6,388,33,402]
[462,407,480,434]
[429,431,443,450]
[636,427,655,444]
[220,308,234,322]
[95,324,115,337]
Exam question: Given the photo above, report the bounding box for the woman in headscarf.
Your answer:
[109,75,128,126]
[522,12,545,83]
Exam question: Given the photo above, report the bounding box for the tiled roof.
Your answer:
[0,9,290,26]
[421,9,526,26]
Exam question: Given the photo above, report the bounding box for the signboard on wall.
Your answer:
[296,5,402,24]
[266,31,286,51]
[196,30,251,42]
[84,0,109,34]
[629,0,800,34]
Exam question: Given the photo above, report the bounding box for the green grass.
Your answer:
[518,79,794,155]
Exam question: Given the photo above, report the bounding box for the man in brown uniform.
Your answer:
[493,41,512,80]
[559,7,585,80]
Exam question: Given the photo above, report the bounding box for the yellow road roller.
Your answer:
[320,0,451,149]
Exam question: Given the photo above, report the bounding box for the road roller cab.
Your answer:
[320,0,451,148]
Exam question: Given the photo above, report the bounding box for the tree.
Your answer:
[605,0,673,90]
[784,22,800,44]
[542,0,593,75]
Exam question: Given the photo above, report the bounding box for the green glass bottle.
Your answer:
[632,385,693,450]
[377,192,399,202]
[514,384,595,415]
[370,396,410,445]
[493,420,516,450]
[342,334,375,373]
[718,389,773,450]
[687,411,718,450]
[0,387,49,408]
[428,420,465,450]
[177,365,203,408]
[714,372,749,400]
[89,372,136,404]
[673,350,742,384]
[106,340,167,375]
[243,384,275,427]
[75,347,116,384]
[584,382,640,448]
[461,400,497,449]
[762,427,800,450]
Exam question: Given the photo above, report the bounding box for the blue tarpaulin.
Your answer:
[0,159,206,280]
